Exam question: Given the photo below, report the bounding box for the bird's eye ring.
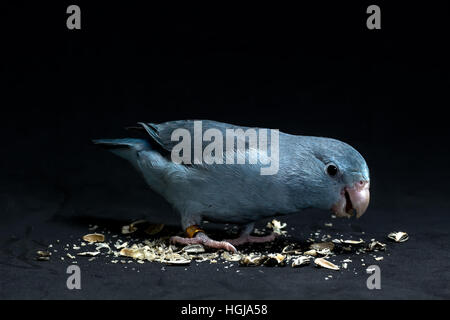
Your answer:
[325,163,339,177]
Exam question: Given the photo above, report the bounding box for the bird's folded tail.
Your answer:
[92,138,151,163]
[92,138,150,151]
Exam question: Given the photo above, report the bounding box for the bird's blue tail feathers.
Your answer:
[92,138,149,150]
[92,138,151,163]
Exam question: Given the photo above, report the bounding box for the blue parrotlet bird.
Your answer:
[94,120,370,252]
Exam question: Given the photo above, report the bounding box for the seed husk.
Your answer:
[342,239,364,245]
[95,242,112,253]
[120,248,145,260]
[282,244,301,255]
[314,258,340,270]
[367,240,386,251]
[317,248,332,256]
[164,257,191,265]
[387,231,409,243]
[240,254,266,266]
[291,256,311,267]
[182,244,205,254]
[366,266,377,273]
[266,219,287,235]
[121,225,136,235]
[304,249,318,257]
[37,256,50,261]
[374,256,384,261]
[36,251,51,261]
[222,252,242,262]
[37,250,51,257]
[114,241,128,250]
[310,242,334,250]
[77,251,100,256]
[82,233,105,243]
[121,220,147,235]
[264,254,286,267]
[310,242,335,252]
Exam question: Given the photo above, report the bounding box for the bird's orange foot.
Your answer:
[225,232,278,246]
[170,232,237,253]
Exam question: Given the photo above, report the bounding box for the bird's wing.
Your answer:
[132,120,283,179]
[136,120,255,153]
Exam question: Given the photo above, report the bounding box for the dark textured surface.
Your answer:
[0,2,449,299]
[0,193,449,299]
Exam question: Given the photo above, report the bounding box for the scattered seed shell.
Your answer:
[36,256,50,261]
[121,225,137,234]
[82,233,105,243]
[37,250,51,257]
[282,244,301,254]
[121,220,146,234]
[316,248,332,256]
[266,219,287,235]
[314,258,340,270]
[114,241,128,250]
[367,240,386,251]
[95,243,112,253]
[77,251,100,256]
[120,248,145,260]
[264,254,286,267]
[387,231,409,243]
[310,242,335,251]
[291,256,311,267]
[366,266,377,273]
[342,239,364,245]
[182,244,205,254]
[303,249,318,257]
[222,252,242,262]
[240,254,266,266]
[164,257,191,265]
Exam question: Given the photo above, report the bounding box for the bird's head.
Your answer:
[292,137,370,218]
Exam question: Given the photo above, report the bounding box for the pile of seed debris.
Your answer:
[36,219,409,273]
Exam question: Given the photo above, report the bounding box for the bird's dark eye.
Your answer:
[326,164,338,177]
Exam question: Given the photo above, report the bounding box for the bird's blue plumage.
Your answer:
[94,120,370,230]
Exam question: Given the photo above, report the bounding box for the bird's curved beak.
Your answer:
[332,181,370,218]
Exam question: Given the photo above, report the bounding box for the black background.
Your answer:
[0,2,449,299]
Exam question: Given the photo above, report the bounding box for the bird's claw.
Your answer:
[170,233,237,253]
[225,232,278,246]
